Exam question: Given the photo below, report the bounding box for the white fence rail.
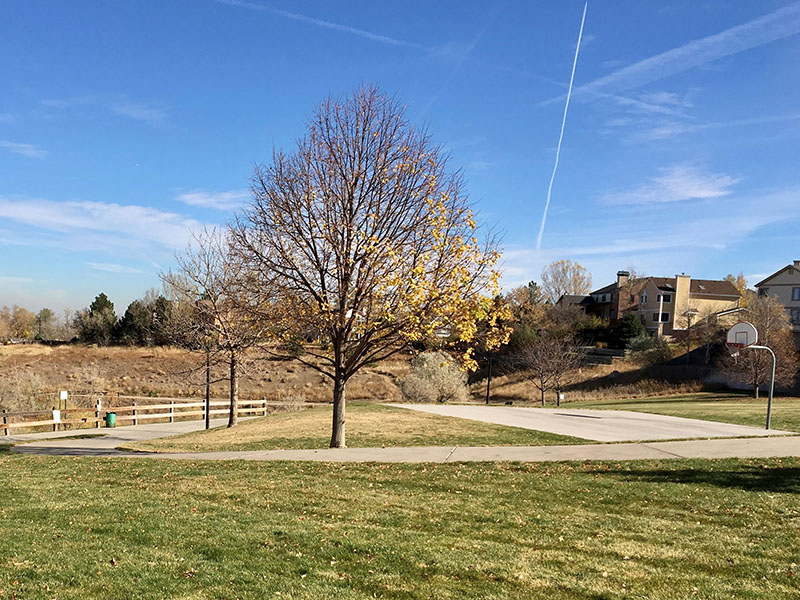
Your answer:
[1,395,315,435]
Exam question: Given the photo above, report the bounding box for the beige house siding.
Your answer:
[756,263,800,339]
[636,277,740,336]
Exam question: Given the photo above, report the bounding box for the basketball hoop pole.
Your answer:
[749,345,776,430]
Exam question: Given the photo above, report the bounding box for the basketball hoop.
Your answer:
[725,321,778,430]
[726,321,757,356]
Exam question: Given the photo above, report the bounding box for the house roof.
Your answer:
[690,279,740,297]
[755,263,800,288]
[590,274,739,299]
[557,294,591,306]
[589,282,616,295]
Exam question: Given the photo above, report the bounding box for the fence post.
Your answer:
[52,406,58,432]
[2,409,8,436]
[95,398,102,428]
[133,401,137,426]
[263,398,267,417]
[169,400,174,423]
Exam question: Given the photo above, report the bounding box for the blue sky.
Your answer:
[1,0,799,313]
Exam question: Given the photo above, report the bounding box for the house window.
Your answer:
[630,294,635,303]
[641,292,647,303]
[657,294,671,303]
[791,308,800,325]
[758,287,769,297]
[793,287,800,301]
[661,312,670,322]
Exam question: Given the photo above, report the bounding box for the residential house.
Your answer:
[560,271,742,337]
[754,260,800,345]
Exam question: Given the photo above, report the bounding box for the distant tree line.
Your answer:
[0,305,75,342]
[0,290,175,347]
[72,290,174,347]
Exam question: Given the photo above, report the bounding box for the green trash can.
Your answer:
[105,412,116,428]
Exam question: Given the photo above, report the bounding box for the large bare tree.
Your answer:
[232,85,508,447]
[540,259,592,303]
[164,228,266,427]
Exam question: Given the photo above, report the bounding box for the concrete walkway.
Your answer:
[4,418,237,456]
[6,409,799,463]
[394,404,793,442]
[10,435,800,462]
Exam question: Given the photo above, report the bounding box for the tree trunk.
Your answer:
[540,386,545,407]
[205,349,211,430]
[754,384,759,399]
[228,348,239,428]
[330,376,347,448]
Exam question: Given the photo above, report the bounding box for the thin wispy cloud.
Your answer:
[581,1,800,96]
[0,196,203,249]
[177,189,250,210]
[603,165,739,205]
[0,140,48,159]
[216,0,429,51]
[108,100,166,125]
[633,113,800,142]
[0,276,34,285]
[500,185,800,289]
[87,262,144,274]
[41,95,167,125]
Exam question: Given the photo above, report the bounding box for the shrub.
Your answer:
[400,351,468,403]
[611,314,647,348]
[0,369,47,411]
[628,334,672,365]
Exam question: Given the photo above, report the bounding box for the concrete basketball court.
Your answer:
[394,404,794,442]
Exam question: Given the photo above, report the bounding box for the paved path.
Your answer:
[7,407,799,463]
[4,418,238,456]
[394,404,793,442]
[10,436,800,462]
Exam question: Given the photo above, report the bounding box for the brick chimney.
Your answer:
[616,270,630,288]
[794,259,800,267]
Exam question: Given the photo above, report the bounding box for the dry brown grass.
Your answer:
[0,344,411,410]
[474,361,705,405]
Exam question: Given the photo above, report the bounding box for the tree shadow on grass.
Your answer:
[604,464,800,494]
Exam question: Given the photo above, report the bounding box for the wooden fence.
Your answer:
[1,395,312,435]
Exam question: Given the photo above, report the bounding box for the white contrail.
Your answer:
[536,2,587,250]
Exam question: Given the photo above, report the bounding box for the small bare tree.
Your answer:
[164,228,266,427]
[519,332,583,406]
[540,259,592,303]
[231,85,509,447]
[721,296,799,397]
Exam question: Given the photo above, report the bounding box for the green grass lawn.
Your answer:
[1,454,798,599]
[124,402,582,453]
[570,393,800,433]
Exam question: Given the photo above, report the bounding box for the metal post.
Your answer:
[263,398,267,417]
[205,349,211,430]
[52,406,58,432]
[485,354,493,405]
[95,398,102,428]
[750,345,776,430]
[132,401,137,426]
[169,400,175,424]
[2,409,8,436]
